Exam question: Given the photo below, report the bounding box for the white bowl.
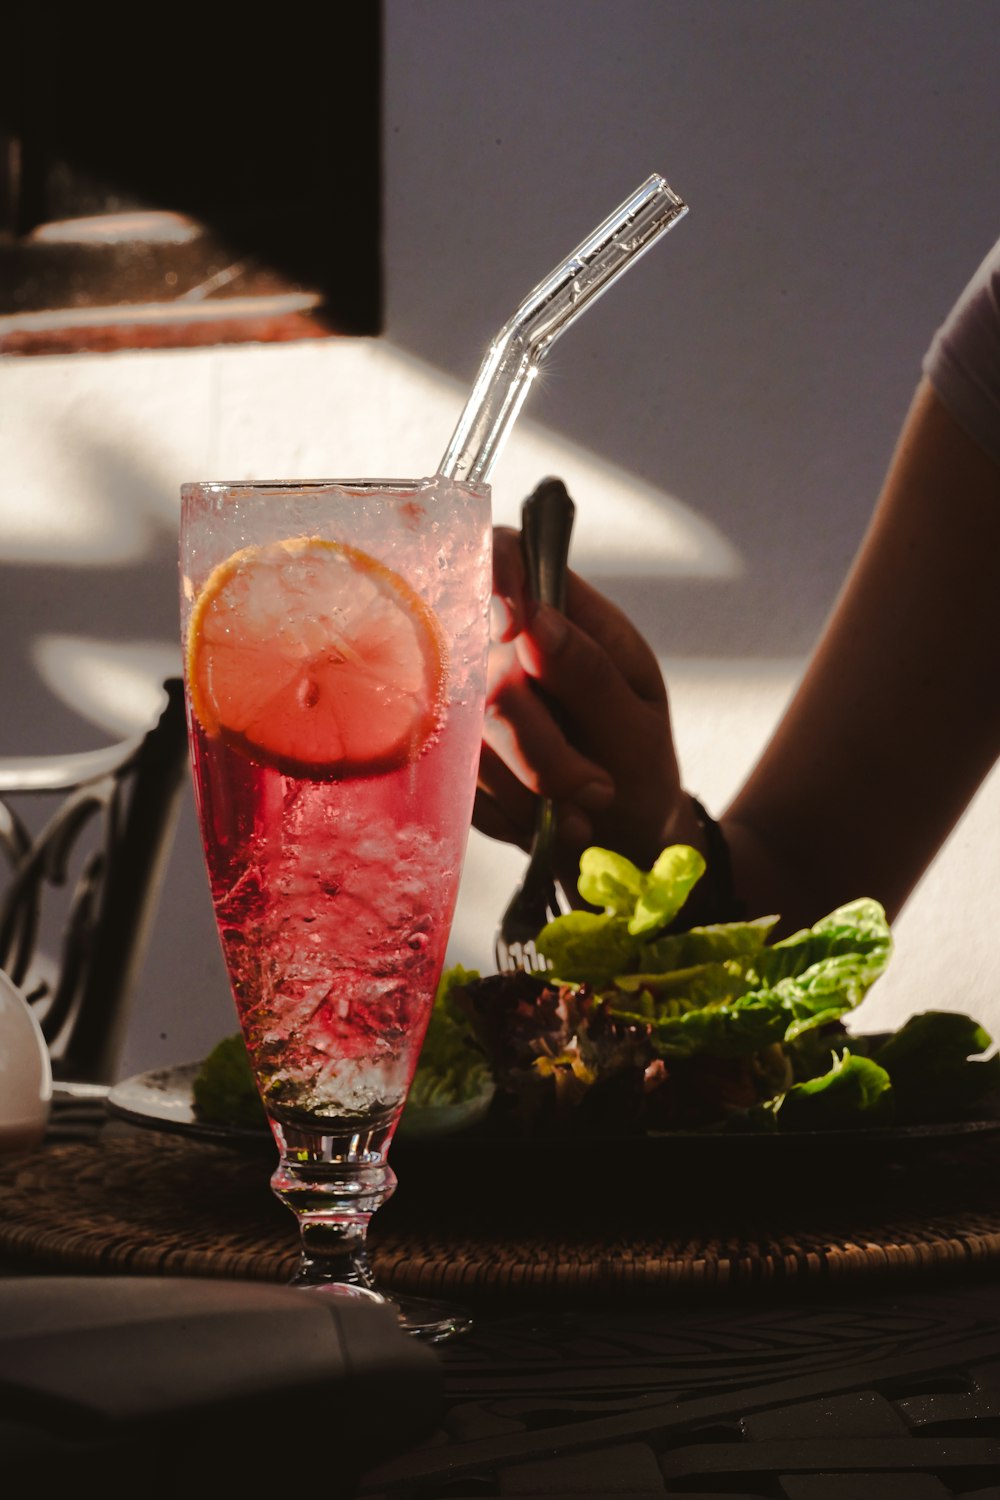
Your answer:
[0,968,52,1153]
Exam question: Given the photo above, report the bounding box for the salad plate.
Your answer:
[95,842,1000,1249]
[105,1060,1000,1160]
[105,846,1000,1165]
[107,1062,270,1147]
[106,1061,499,1147]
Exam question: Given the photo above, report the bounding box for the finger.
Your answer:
[491,526,527,641]
[556,805,596,860]
[564,574,666,704]
[474,777,601,899]
[475,741,539,845]
[513,606,664,764]
[473,785,533,850]
[486,666,616,807]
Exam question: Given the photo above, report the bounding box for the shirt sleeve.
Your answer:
[922,237,1000,468]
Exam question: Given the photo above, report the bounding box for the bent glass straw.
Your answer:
[439,174,688,488]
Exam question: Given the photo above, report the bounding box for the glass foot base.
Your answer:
[269,1116,470,1341]
[390,1290,473,1342]
[291,1278,471,1342]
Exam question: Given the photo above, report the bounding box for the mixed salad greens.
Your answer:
[193,844,1000,1138]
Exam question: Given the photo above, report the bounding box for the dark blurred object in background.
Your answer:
[0,7,383,354]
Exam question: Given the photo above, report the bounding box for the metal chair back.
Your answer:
[0,679,189,1083]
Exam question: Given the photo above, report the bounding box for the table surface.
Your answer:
[8,1097,1000,1498]
[367,1279,1000,1499]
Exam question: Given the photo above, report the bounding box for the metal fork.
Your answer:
[494,477,576,973]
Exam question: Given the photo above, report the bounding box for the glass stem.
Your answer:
[268,1112,399,1293]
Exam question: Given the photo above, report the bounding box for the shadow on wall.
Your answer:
[0,437,181,755]
[0,335,750,756]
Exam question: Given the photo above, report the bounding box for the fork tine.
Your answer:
[493,830,563,972]
[494,934,552,976]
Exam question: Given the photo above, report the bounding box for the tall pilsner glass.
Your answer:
[180,476,491,1339]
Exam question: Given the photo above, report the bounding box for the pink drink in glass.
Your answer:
[188,691,481,1125]
[181,476,490,1327]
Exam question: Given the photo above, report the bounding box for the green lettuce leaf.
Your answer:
[610,962,751,1022]
[632,845,707,935]
[773,947,889,1039]
[629,928,891,1060]
[575,847,648,917]
[642,991,791,1058]
[754,898,892,986]
[575,844,706,937]
[534,910,637,987]
[191,1033,265,1129]
[537,844,711,980]
[769,1049,892,1129]
[639,916,778,973]
[870,1010,1000,1121]
[406,963,493,1111]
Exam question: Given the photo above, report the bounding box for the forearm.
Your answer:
[707,380,1000,931]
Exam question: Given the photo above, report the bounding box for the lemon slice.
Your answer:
[186,536,445,779]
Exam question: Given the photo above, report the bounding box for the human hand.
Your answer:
[475,521,687,893]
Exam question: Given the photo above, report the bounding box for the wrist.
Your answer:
[664,792,747,925]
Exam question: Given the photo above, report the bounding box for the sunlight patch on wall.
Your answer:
[32,636,179,736]
[363,342,741,576]
[0,441,158,566]
[0,353,215,566]
[210,340,742,579]
[487,415,740,578]
[0,338,739,579]
[661,655,805,809]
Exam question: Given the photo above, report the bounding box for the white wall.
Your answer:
[2,0,999,1075]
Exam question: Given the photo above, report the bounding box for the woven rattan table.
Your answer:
[4,1117,1000,1302]
[6,1116,1000,1495]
